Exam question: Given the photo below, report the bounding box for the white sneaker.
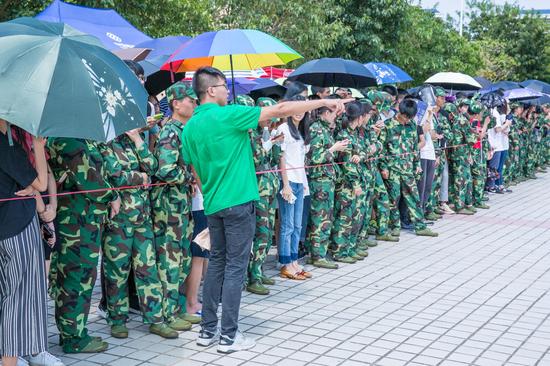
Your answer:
[217,331,256,354]
[440,203,455,214]
[196,328,220,347]
[17,357,30,366]
[28,351,64,366]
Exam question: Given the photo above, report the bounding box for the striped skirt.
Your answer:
[0,216,48,357]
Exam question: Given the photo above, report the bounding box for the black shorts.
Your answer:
[191,210,210,258]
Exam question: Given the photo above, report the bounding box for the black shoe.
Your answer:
[401,222,414,230]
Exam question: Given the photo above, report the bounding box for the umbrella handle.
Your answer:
[6,121,13,146]
[169,62,174,83]
[230,54,236,103]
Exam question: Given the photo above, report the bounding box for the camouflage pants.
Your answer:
[351,182,368,248]
[372,171,390,236]
[471,148,486,206]
[449,158,472,210]
[330,186,356,257]
[54,213,105,351]
[505,145,519,183]
[103,220,163,325]
[305,179,335,259]
[385,173,426,231]
[248,194,277,282]
[153,204,193,321]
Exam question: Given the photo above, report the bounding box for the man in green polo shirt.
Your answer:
[182,67,350,354]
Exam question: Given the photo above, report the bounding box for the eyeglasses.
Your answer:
[210,83,228,90]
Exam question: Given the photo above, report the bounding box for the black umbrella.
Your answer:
[474,76,493,89]
[249,78,287,100]
[139,55,185,96]
[491,81,522,91]
[520,79,550,94]
[287,58,377,88]
[523,94,550,106]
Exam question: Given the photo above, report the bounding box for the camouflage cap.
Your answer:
[358,98,373,108]
[456,98,471,107]
[509,102,522,110]
[256,97,277,107]
[366,90,392,112]
[234,94,255,106]
[542,103,550,108]
[468,102,482,114]
[434,87,446,97]
[166,82,197,103]
[443,103,458,115]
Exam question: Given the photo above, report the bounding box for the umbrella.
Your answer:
[35,0,151,50]
[135,35,191,60]
[474,76,493,89]
[139,55,186,96]
[425,72,482,90]
[287,58,377,88]
[260,66,294,79]
[0,17,148,142]
[249,79,287,100]
[520,80,550,95]
[112,47,151,61]
[364,62,412,85]
[523,94,550,106]
[162,29,302,101]
[227,78,258,100]
[504,88,542,101]
[491,81,522,91]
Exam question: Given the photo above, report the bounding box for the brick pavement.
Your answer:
[47,172,550,366]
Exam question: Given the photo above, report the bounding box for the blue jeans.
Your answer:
[496,150,508,187]
[488,151,502,189]
[277,182,304,265]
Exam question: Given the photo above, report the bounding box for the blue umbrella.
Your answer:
[35,0,151,49]
[504,88,542,101]
[136,35,191,60]
[364,62,412,85]
[288,58,377,88]
[139,55,186,95]
[520,80,550,94]
[250,79,287,99]
[474,76,493,89]
[228,78,258,100]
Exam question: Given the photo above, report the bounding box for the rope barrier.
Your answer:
[0,142,471,203]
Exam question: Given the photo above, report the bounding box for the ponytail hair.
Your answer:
[341,101,363,129]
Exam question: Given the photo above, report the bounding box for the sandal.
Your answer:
[280,268,306,280]
[298,270,312,279]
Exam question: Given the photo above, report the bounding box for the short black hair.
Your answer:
[192,67,226,100]
[399,99,418,118]
[311,86,328,95]
[382,85,398,97]
[124,60,144,77]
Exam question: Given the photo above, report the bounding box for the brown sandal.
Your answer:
[280,268,306,280]
[298,270,312,279]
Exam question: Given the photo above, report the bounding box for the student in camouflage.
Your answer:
[101,129,177,339]
[152,82,198,331]
[380,99,438,237]
[47,138,120,353]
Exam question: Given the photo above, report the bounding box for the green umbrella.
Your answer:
[0,17,148,142]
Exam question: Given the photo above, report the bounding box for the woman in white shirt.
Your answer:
[277,96,311,280]
[418,108,438,215]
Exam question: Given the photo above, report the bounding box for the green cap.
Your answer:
[256,97,277,107]
[510,102,522,110]
[234,94,255,106]
[166,82,197,103]
[457,98,471,107]
[443,103,458,115]
[434,87,446,97]
[468,102,482,114]
[542,103,550,108]
[366,90,392,112]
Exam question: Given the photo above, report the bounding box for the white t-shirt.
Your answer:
[277,122,309,192]
[192,187,204,211]
[488,111,509,152]
[420,119,436,160]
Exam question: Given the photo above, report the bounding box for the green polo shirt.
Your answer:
[181,103,261,215]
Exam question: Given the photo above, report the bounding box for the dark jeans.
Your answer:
[496,150,508,187]
[201,201,256,339]
[487,151,502,189]
[418,158,436,213]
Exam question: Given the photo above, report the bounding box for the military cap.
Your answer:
[166,82,197,103]
[456,98,471,107]
[256,97,277,107]
[509,102,522,110]
[234,94,255,106]
[434,87,446,97]
[443,103,458,115]
[468,102,482,114]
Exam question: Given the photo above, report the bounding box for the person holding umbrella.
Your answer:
[182,67,350,353]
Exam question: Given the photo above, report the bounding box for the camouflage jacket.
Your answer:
[334,126,362,190]
[449,115,477,162]
[433,112,452,157]
[152,119,193,215]
[379,118,420,176]
[250,127,281,197]
[102,134,158,224]
[307,118,338,181]
[47,138,117,224]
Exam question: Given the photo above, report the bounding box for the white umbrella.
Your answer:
[425,72,482,90]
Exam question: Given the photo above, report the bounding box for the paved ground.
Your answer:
[48,172,550,366]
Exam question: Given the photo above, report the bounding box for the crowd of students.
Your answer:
[1,63,549,365]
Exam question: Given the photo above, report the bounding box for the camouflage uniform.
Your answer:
[101,135,164,326]
[330,125,361,258]
[305,118,338,260]
[152,85,196,322]
[47,138,117,352]
[426,112,451,215]
[244,97,281,284]
[504,114,521,184]
[380,117,427,231]
[447,104,477,211]
[469,104,488,206]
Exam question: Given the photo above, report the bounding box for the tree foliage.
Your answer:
[1,0,548,83]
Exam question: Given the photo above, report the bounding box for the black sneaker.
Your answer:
[197,328,220,347]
